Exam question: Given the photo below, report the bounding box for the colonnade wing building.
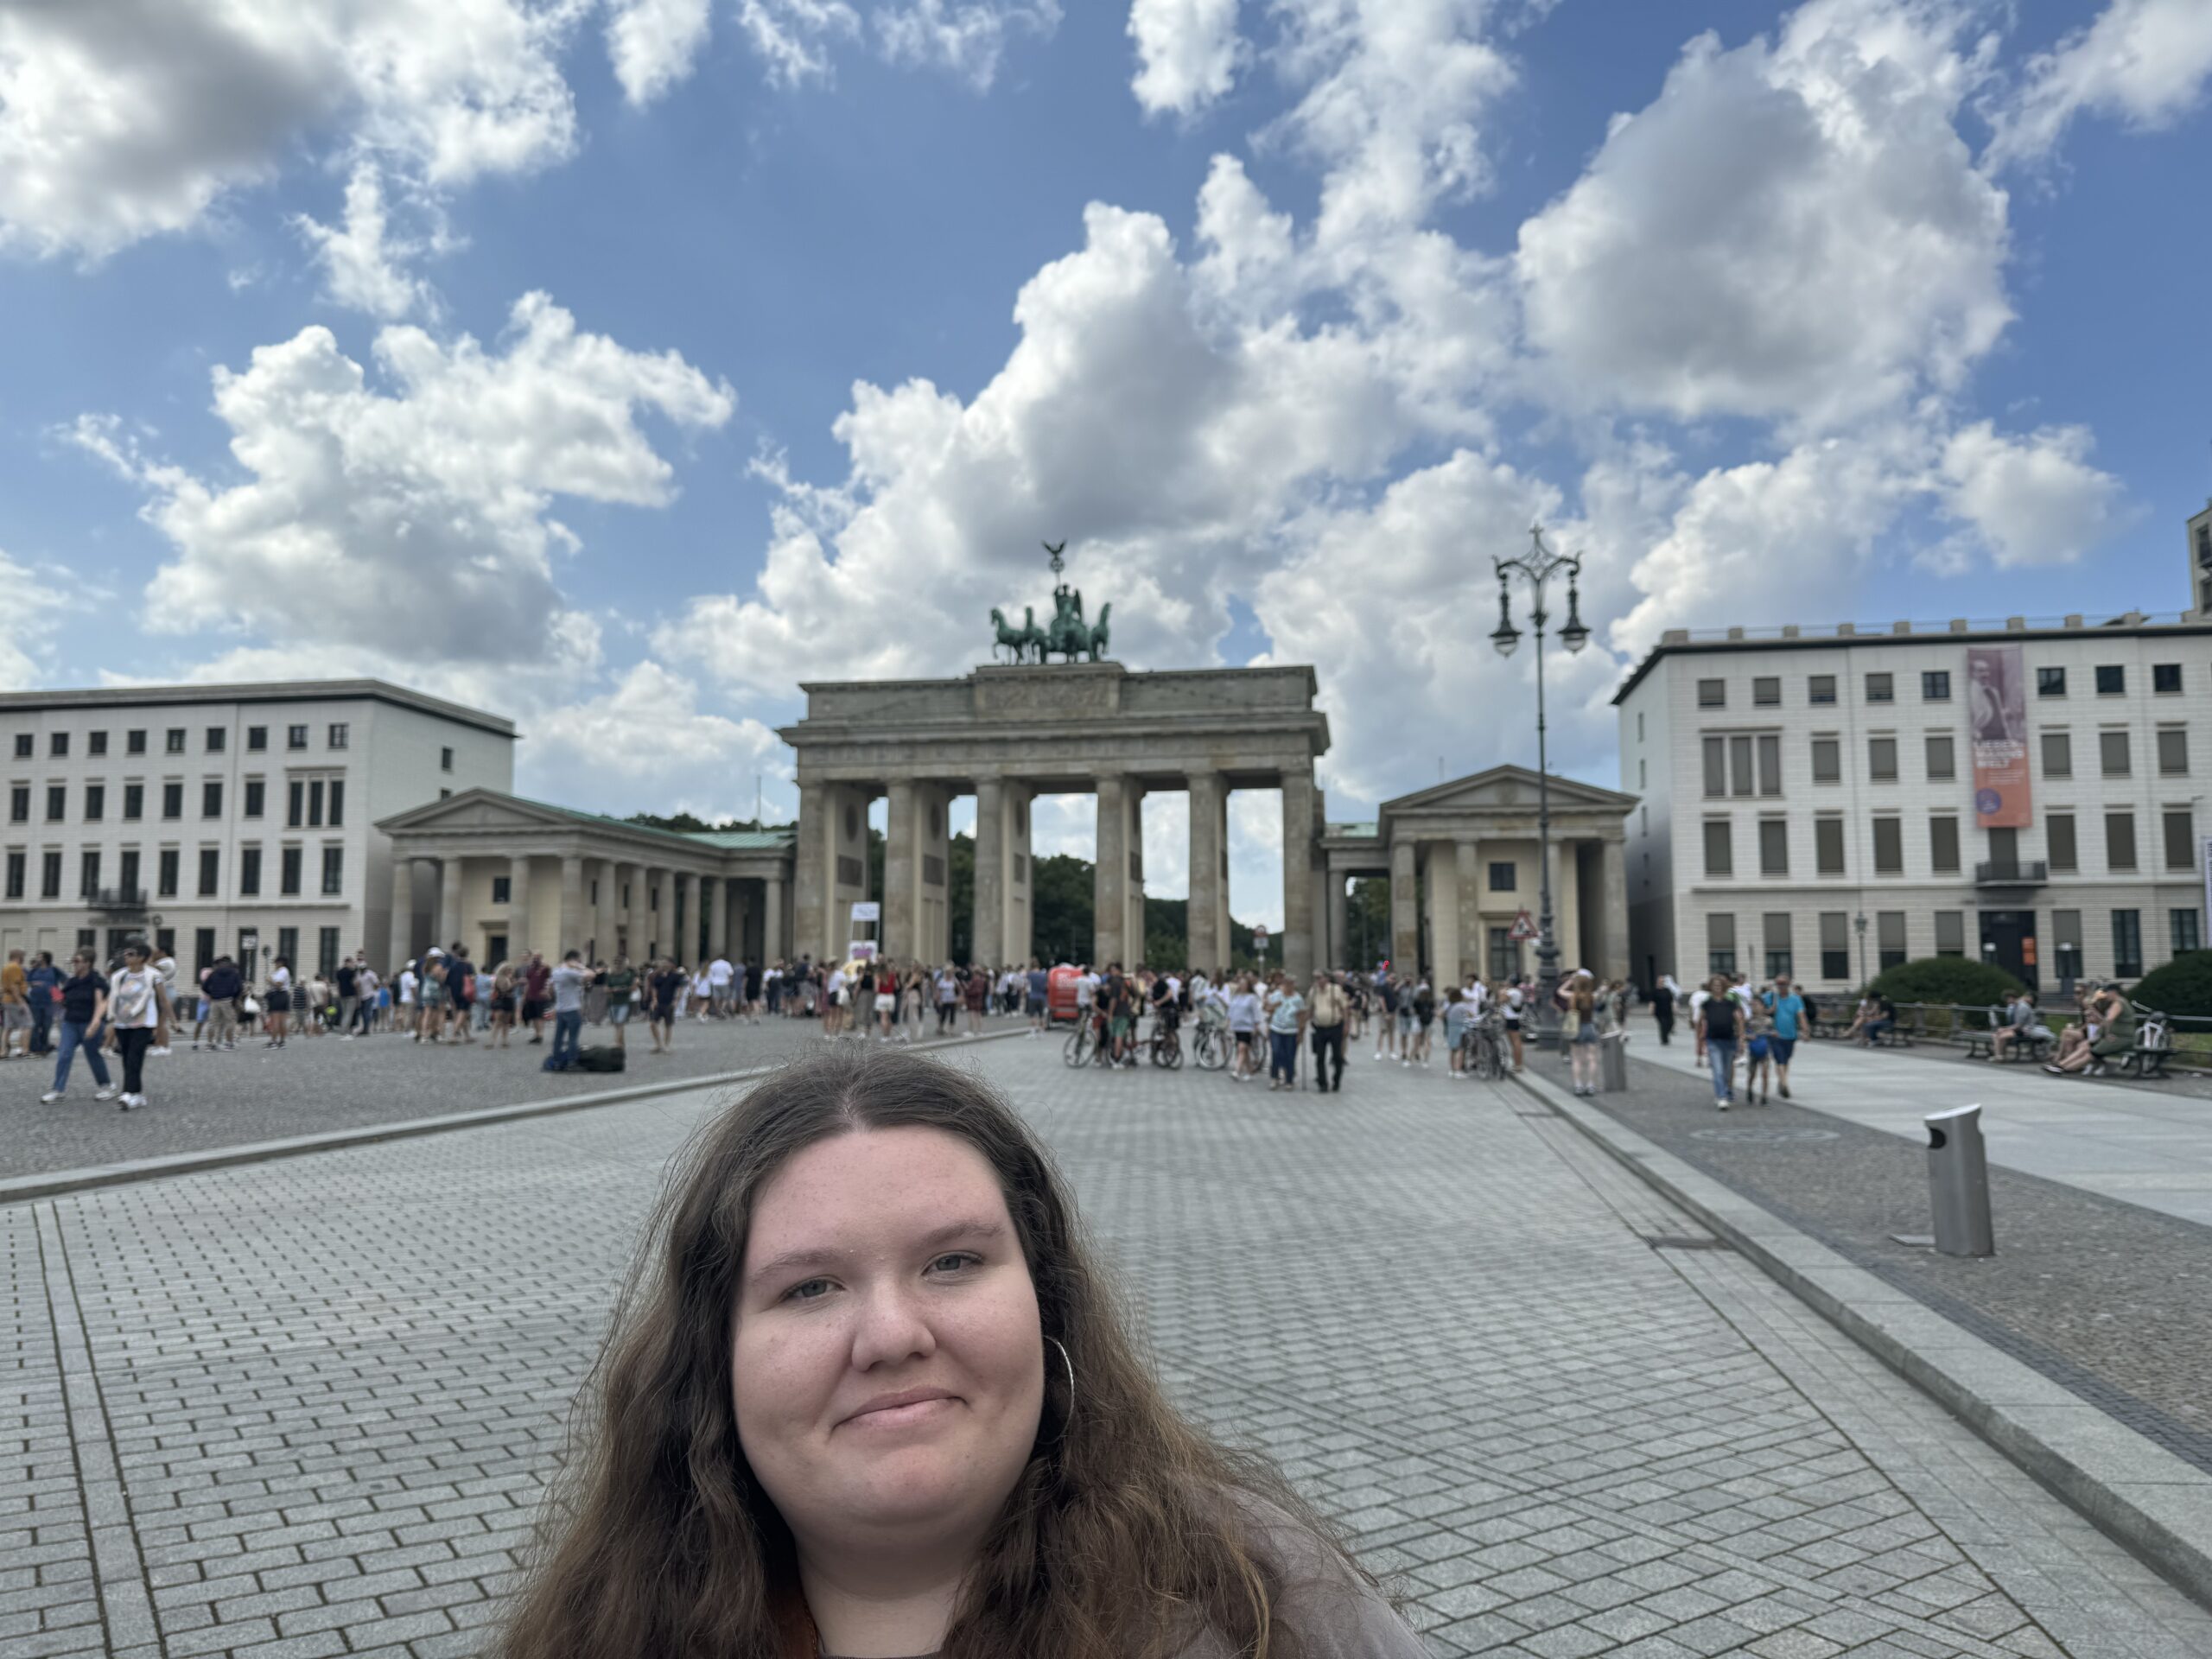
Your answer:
[1615,610,2212,995]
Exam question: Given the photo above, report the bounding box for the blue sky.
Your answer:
[2,0,2208,925]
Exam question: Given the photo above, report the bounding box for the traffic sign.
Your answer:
[1253,924,1269,956]
[1508,909,1538,942]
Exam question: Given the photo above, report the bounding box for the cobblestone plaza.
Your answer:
[9,1036,2209,1657]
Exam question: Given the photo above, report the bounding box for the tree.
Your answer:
[1345,877,1391,971]
[625,810,775,834]
[1866,957,2024,1027]
[2126,950,2212,1017]
[1031,854,1093,965]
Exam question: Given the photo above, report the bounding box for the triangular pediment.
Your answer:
[376,788,584,835]
[1380,765,1636,818]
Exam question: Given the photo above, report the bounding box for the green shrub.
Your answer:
[2125,950,2212,1018]
[1866,957,2024,1021]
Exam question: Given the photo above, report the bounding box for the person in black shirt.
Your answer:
[444,944,477,1045]
[42,951,117,1103]
[649,958,684,1052]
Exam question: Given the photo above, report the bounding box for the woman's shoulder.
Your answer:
[1178,1486,1426,1659]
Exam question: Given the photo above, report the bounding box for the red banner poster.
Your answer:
[1968,645,2031,828]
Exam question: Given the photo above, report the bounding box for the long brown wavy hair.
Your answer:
[501,1041,1383,1659]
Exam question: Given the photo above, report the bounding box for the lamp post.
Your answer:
[1490,524,1590,1046]
[1854,911,1868,988]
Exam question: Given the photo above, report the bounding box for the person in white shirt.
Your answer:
[825,964,849,1039]
[149,950,179,1054]
[1688,980,1712,1066]
[708,956,734,1018]
[105,941,172,1111]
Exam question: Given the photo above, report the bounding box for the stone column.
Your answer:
[620,863,642,960]
[1005,783,1033,966]
[594,859,619,962]
[436,855,463,950]
[886,780,920,961]
[1389,839,1419,975]
[388,856,415,972]
[763,871,786,963]
[644,867,664,960]
[974,778,1005,969]
[794,783,829,963]
[707,874,728,959]
[1456,842,1483,983]
[508,855,533,960]
[1602,836,1629,982]
[1186,770,1229,973]
[1281,769,1314,982]
[1329,871,1350,972]
[559,855,585,954]
[1094,774,1129,969]
[676,871,698,962]
[1425,844,1459,988]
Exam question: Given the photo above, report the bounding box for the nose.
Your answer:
[848,1277,938,1372]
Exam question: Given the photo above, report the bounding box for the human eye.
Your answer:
[779,1278,833,1304]
[928,1252,982,1275]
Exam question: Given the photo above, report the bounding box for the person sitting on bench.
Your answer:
[2048,984,2130,1075]
[1861,994,1897,1046]
[1987,990,2045,1061]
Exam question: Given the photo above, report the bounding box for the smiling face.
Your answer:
[732,1127,1045,1554]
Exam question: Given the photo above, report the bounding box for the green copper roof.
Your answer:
[510,797,794,850]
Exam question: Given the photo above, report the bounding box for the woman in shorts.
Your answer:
[601,957,637,1050]
[1227,972,1262,1081]
[264,956,293,1048]
[416,954,446,1041]
[873,968,896,1039]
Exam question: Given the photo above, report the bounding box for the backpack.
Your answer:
[1705,996,1738,1041]
[576,1046,627,1074]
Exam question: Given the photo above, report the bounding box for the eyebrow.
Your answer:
[745,1217,1007,1290]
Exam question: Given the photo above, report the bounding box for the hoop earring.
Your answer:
[1046,1336,1077,1437]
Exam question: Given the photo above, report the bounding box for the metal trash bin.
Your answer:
[1925,1103,1995,1256]
[1599,1030,1629,1092]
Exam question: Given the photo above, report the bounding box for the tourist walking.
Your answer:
[1564,976,1599,1096]
[1,948,29,1059]
[1267,975,1306,1090]
[602,956,638,1049]
[648,957,683,1052]
[1697,974,1738,1109]
[41,950,118,1103]
[1308,969,1347,1093]
[1653,974,1677,1045]
[549,951,588,1068]
[264,956,293,1047]
[1763,973,1805,1098]
[105,940,170,1111]
[27,950,57,1057]
[203,956,243,1050]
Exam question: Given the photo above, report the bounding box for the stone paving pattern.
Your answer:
[1,1013,1022,1179]
[1585,1040,2212,1475]
[4,1037,2208,1656]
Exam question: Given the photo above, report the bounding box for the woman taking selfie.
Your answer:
[503,1043,1420,1659]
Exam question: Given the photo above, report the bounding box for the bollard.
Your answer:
[1924,1103,1995,1256]
[1599,1030,1629,1092]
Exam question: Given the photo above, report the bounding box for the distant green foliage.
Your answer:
[1867,957,2024,1014]
[2126,950,2212,1017]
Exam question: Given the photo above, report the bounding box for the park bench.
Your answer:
[1962,1005,2052,1063]
[2108,1003,2173,1080]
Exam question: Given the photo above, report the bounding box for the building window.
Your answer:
[328,779,344,827]
[2095,664,2124,695]
[202,780,222,818]
[162,781,182,819]
[1752,677,1780,707]
[2049,813,2077,873]
[78,849,99,899]
[49,731,67,757]
[10,733,29,759]
[118,850,138,898]
[84,784,104,822]
[493,875,512,904]
[157,849,179,898]
[1702,737,1725,797]
[1934,912,1965,957]
[207,726,226,753]
[1820,912,1849,980]
[1815,817,1845,875]
[441,746,455,772]
[244,779,264,818]
[2037,665,2066,697]
[309,779,324,827]
[1925,734,1955,780]
[1866,672,1893,703]
[1868,736,1898,781]
[1703,820,1732,876]
[194,928,216,971]
[1922,671,1951,701]
[2158,728,2189,775]
[40,849,60,899]
[1763,913,1792,979]
[8,785,25,823]
[45,784,65,822]
[2112,910,2143,979]
[3,851,21,899]
[198,848,219,898]
[289,779,303,828]
[1808,674,1836,705]
[87,732,106,757]
[321,846,344,895]
[2041,730,2072,778]
[165,728,185,754]
[288,724,308,750]
[280,847,302,896]
[2154,663,2183,695]
[247,726,268,752]
[1707,914,1736,976]
[1877,912,1907,971]
[126,729,146,755]
[1702,734,1780,798]
[318,927,341,977]
[277,926,299,965]
[1639,759,1647,788]
[1929,815,1960,874]
[123,783,143,821]
[1872,817,1904,874]
[2171,909,2201,957]
[1487,861,1515,892]
[239,846,261,896]
[1698,678,1726,708]
[327,721,349,749]
[2163,810,2194,871]
[2099,730,2131,777]
[1758,820,1789,876]
[1756,734,1780,796]
[2106,811,2138,872]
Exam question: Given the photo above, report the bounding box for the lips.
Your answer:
[842,1388,958,1427]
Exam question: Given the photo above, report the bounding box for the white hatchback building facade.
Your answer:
[1616,613,2212,997]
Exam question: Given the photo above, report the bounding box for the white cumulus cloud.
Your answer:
[1129,0,1243,116]
[291,162,445,320]
[606,0,717,103]
[1937,421,2129,568]
[1989,0,2212,167]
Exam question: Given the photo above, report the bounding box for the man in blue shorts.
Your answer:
[1763,973,1806,1100]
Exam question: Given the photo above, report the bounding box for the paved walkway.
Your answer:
[7,1039,2207,1657]
[1649,1026,2212,1228]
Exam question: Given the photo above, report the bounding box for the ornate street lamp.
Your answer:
[1492,524,1589,1044]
